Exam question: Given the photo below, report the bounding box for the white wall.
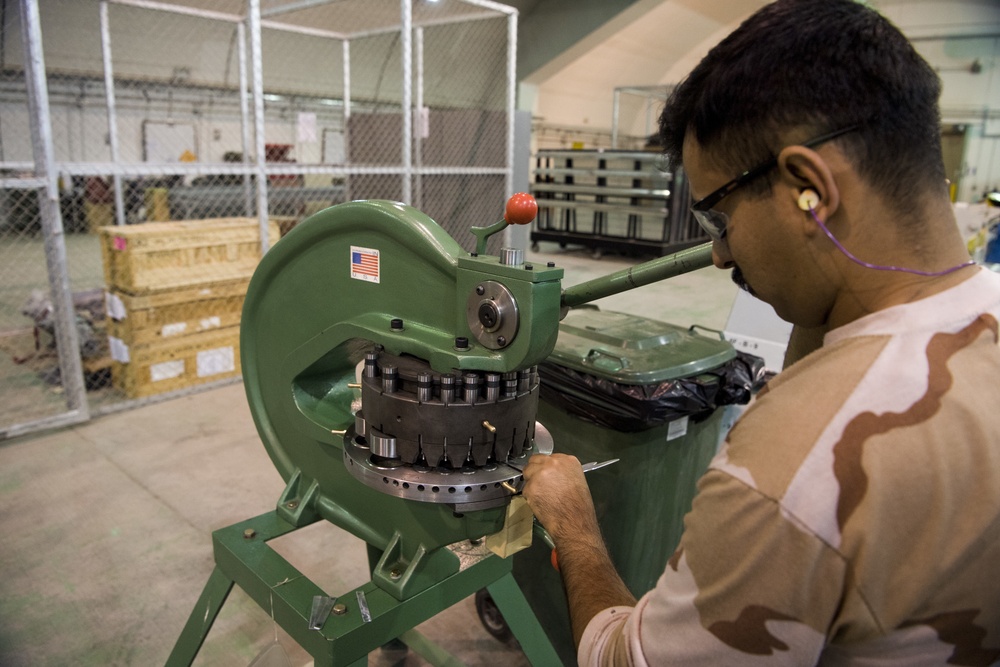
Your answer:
[526,0,1000,202]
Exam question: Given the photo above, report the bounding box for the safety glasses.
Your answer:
[690,125,859,241]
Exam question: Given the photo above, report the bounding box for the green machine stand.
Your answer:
[167,197,714,666]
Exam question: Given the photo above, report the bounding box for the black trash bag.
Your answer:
[537,351,766,433]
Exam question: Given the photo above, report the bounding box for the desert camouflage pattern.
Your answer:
[580,268,1000,666]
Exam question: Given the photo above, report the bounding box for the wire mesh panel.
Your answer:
[256,0,513,250]
[0,185,88,430]
[0,0,516,436]
[0,3,88,435]
[417,16,509,248]
[613,85,673,150]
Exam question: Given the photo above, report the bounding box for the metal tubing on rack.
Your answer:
[612,89,621,149]
[107,0,240,23]
[414,27,424,210]
[342,39,352,201]
[400,0,413,205]
[20,0,90,419]
[99,2,127,226]
[343,40,351,121]
[505,11,517,200]
[238,23,254,217]
[248,0,271,253]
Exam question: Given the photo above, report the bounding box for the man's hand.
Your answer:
[522,453,602,544]
[522,453,637,648]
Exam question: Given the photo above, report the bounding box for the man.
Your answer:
[522,0,1000,664]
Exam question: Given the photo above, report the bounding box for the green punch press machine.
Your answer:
[166,194,714,666]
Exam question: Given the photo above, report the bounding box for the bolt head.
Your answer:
[286,501,298,509]
[243,529,257,539]
[389,568,402,580]
[476,285,485,295]
[332,603,348,616]
[496,336,506,347]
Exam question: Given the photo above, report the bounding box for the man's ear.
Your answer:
[776,145,840,230]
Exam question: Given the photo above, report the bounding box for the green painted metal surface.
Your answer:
[239,201,564,582]
[512,306,732,664]
[559,242,712,309]
[172,199,732,665]
[516,405,725,665]
[548,307,735,384]
[167,511,561,667]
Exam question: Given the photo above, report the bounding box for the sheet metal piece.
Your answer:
[356,590,372,623]
[581,458,620,473]
[309,595,337,630]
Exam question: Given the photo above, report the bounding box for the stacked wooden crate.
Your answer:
[99,218,280,398]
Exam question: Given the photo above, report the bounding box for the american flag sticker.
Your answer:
[350,246,380,283]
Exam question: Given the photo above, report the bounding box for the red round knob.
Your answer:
[504,192,538,225]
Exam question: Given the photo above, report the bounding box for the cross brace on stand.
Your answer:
[165,510,561,666]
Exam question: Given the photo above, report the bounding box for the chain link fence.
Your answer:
[0,0,517,439]
[612,85,673,150]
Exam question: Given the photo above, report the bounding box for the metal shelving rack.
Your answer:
[530,149,707,257]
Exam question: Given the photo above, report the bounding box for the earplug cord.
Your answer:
[807,206,976,277]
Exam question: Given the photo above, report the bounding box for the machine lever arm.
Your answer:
[560,242,714,311]
[470,192,540,255]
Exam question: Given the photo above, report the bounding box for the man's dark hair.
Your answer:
[659,0,945,213]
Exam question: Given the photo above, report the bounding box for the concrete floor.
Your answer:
[0,242,738,667]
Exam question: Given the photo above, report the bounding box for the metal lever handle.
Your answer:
[560,242,713,310]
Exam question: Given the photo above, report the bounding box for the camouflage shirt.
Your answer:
[580,268,1000,666]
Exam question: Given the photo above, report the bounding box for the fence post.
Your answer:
[20,0,90,419]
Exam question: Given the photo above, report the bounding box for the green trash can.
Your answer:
[479,307,759,665]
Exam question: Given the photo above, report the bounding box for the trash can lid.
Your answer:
[549,308,736,384]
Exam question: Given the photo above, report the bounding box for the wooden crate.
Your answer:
[99,218,280,293]
[105,279,248,346]
[109,326,241,398]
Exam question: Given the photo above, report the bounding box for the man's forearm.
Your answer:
[555,534,638,648]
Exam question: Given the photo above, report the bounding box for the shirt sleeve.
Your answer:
[577,468,843,666]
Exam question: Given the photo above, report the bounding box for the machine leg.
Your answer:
[165,566,236,667]
[486,573,563,666]
[167,512,560,666]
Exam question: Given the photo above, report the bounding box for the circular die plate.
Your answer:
[343,422,553,511]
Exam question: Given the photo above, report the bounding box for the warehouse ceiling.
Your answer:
[121,1,721,81]
[523,0,1000,132]
[96,1,768,86]
[147,0,529,36]
[37,0,997,134]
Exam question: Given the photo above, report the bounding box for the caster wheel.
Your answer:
[475,589,513,642]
